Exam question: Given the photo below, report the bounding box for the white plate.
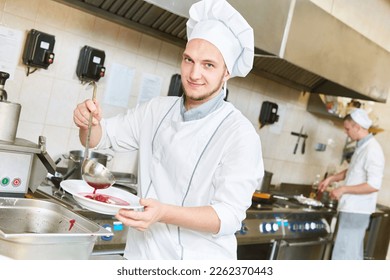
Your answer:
[60,179,143,215]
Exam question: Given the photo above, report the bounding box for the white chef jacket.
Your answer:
[97,96,264,259]
[339,135,385,214]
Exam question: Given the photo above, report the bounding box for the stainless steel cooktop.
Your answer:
[236,198,337,245]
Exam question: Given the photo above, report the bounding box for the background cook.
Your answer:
[318,108,385,260]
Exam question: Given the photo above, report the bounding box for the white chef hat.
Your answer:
[186,0,254,78]
[350,108,372,129]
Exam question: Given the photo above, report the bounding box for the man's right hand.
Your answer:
[318,177,332,193]
[73,99,103,148]
[73,99,102,129]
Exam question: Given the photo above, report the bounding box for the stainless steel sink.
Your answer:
[0,197,113,259]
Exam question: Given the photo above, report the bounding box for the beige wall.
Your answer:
[0,0,389,208]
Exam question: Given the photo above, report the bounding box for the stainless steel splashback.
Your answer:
[245,0,390,102]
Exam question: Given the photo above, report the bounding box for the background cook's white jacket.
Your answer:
[339,137,385,214]
[97,96,264,259]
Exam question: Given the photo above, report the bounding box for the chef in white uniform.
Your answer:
[73,0,264,259]
[319,108,385,260]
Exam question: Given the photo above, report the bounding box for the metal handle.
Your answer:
[91,249,124,256]
[293,126,304,154]
[84,112,93,160]
[280,237,332,247]
[84,81,97,161]
[102,153,114,161]
[39,135,47,153]
[293,142,299,154]
[273,195,289,200]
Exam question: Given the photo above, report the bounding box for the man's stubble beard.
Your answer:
[183,75,225,102]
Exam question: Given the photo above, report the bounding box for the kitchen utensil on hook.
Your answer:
[293,126,304,154]
[81,81,115,190]
[301,129,306,154]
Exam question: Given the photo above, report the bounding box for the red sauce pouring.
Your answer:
[86,181,111,194]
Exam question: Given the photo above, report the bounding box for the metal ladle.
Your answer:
[81,81,115,190]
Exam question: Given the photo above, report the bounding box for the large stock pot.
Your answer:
[63,150,112,179]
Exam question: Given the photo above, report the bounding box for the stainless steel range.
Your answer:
[236,198,337,260]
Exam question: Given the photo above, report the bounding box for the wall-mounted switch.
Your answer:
[76,45,106,82]
[22,29,55,74]
[259,101,279,128]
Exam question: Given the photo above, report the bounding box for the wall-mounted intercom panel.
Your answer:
[22,29,55,70]
[167,74,183,97]
[76,46,106,82]
[259,101,279,128]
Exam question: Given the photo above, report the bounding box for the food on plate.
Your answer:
[79,192,130,206]
[293,194,324,207]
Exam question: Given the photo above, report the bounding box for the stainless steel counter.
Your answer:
[237,194,338,260]
[29,175,137,258]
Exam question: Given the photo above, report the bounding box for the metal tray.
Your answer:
[0,197,112,259]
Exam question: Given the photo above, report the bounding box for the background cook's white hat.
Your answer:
[350,108,372,129]
[186,0,254,78]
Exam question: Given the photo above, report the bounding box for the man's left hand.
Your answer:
[115,198,166,231]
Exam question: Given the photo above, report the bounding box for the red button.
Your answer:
[12,178,22,187]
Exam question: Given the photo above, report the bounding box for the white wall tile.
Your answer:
[1,11,34,33]
[138,34,162,61]
[64,6,95,37]
[45,79,79,127]
[3,0,41,21]
[117,26,141,53]
[36,0,69,29]
[91,17,120,46]
[16,120,44,143]
[42,125,71,160]
[158,41,183,67]
[18,74,53,123]
[155,61,180,96]
[0,0,5,12]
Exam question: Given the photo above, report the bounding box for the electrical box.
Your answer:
[22,29,55,69]
[259,101,279,128]
[76,46,106,82]
[167,74,183,97]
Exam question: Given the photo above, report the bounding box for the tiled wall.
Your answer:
[0,0,389,209]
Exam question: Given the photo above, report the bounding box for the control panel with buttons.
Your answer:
[0,151,33,195]
[236,210,333,245]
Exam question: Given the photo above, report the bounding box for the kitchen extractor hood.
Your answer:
[53,0,390,103]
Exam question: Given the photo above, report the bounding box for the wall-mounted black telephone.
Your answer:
[259,101,279,128]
